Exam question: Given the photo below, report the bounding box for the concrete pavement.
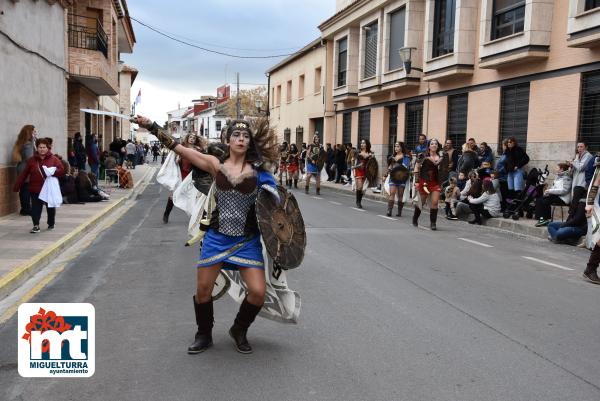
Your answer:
[0,180,599,401]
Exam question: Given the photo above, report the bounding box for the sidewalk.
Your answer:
[317,178,550,239]
[0,164,156,299]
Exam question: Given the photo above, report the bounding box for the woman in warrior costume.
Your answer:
[163,133,204,224]
[352,139,374,209]
[287,143,300,189]
[278,141,289,187]
[412,138,448,230]
[584,160,600,284]
[133,115,279,354]
[305,135,322,195]
[385,141,411,217]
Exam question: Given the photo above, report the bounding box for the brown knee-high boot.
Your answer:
[386,200,394,216]
[229,298,263,354]
[397,201,404,217]
[356,191,363,209]
[188,296,213,354]
[584,244,600,284]
[163,198,174,224]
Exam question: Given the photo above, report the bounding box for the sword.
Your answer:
[80,108,133,120]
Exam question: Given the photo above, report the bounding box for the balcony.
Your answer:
[68,14,108,58]
[67,14,118,96]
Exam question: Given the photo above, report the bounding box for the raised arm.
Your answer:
[134,116,220,176]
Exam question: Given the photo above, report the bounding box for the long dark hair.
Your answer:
[361,139,371,153]
[394,141,407,156]
[223,118,278,168]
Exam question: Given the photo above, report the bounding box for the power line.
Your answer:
[130,16,300,59]
[0,28,68,74]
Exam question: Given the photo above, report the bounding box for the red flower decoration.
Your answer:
[22,308,72,353]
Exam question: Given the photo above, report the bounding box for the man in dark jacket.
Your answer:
[334,144,347,183]
[504,137,529,201]
[325,143,335,181]
[73,132,86,171]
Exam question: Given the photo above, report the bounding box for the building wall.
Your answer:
[320,0,600,173]
[0,1,68,216]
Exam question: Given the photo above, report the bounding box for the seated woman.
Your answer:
[535,162,572,227]
[455,176,482,220]
[59,164,79,204]
[547,186,587,244]
[467,178,502,225]
[75,170,103,202]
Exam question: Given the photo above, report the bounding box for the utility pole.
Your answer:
[236,72,241,119]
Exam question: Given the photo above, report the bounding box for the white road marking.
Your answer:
[312,196,323,200]
[329,201,342,205]
[457,238,494,248]
[377,215,397,221]
[522,256,574,271]
[350,207,366,212]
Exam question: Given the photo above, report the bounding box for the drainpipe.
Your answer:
[265,72,271,118]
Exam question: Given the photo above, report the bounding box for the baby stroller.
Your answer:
[503,165,549,220]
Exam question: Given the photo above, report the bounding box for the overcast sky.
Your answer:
[122,0,335,123]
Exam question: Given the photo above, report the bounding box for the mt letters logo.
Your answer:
[18,303,95,377]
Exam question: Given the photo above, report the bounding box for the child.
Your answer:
[444,177,460,220]
[468,178,502,225]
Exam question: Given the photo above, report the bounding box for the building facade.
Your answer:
[317,0,600,172]
[267,38,336,148]
[0,0,70,216]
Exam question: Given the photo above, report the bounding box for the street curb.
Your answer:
[317,181,548,239]
[0,166,156,300]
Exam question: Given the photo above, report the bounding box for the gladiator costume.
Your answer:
[278,143,289,187]
[584,158,600,284]
[413,153,449,230]
[386,154,410,216]
[287,150,300,189]
[163,152,194,224]
[353,153,374,208]
[305,141,323,195]
[148,118,304,354]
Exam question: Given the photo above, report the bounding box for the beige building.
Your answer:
[267,38,336,147]
[269,0,600,174]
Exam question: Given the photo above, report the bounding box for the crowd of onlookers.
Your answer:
[10,124,143,234]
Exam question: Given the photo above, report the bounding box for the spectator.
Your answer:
[334,144,347,183]
[585,152,597,189]
[103,151,118,183]
[534,162,572,227]
[325,143,335,181]
[60,163,79,204]
[152,143,160,162]
[459,171,479,201]
[495,139,509,209]
[547,186,587,244]
[13,138,64,233]
[468,178,502,225]
[126,140,136,169]
[478,142,494,166]
[136,141,145,165]
[414,134,428,155]
[117,165,134,188]
[456,171,467,192]
[12,124,37,216]
[444,177,460,220]
[571,142,592,191]
[457,143,478,174]
[73,132,86,171]
[87,134,100,180]
[443,139,459,174]
[160,145,168,164]
[344,143,354,186]
[505,136,529,199]
[75,170,104,202]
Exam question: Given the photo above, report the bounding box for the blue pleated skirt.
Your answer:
[197,228,264,270]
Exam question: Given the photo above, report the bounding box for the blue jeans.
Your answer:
[547,222,585,242]
[90,163,99,180]
[507,168,524,191]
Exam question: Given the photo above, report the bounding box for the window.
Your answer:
[342,113,352,144]
[337,37,348,87]
[363,21,378,78]
[446,93,468,147]
[586,0,600,11]
[388,7,406,70]
[271,87,275,108]
[405,101,424,151]
[299,74,305,99]
[433,0,456,58]
[216,120,222,132]
[286,80,292,103]
[276,85,282,106]
[492,0,525,40]
[387,105,398,158]
[358,110,371,142]
[284,128,291,144]
[500,83,530,149]
[578,71,600,152]
[314,67,322,94]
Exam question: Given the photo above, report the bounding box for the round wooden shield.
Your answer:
[256,185,306,269]
[419,158,436,182]
[365,157,379,186]
[390,164,409,182]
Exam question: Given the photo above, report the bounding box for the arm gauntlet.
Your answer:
[587,185,598,206]
[150,122,177,150]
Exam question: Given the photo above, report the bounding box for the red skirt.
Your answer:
[355,167,366,179]
[287,163,299,174]
[416,178,441,193]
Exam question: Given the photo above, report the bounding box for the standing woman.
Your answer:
[504,136,529,203]
[13,138,64,233]
[412,138,448,230]
[163,133,202,223]
[385,141,411,216]
[12,124,37,215]
[352,139,374,209]
[277,142,289,186]
[87,134,100,179]
[287,143,300,189]
[134,115,280,353]
[305,135,323,195]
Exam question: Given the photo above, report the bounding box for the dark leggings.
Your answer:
[30,193,55,227]
[469,203,492,220]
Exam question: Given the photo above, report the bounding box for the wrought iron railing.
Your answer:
[67,14,108,58]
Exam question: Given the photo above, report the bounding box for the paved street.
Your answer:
[1,178,600,401]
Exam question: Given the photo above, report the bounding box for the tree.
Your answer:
[225,86,267,119]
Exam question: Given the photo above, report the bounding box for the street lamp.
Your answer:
[399,47,422,75]
[255,99,263,115]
